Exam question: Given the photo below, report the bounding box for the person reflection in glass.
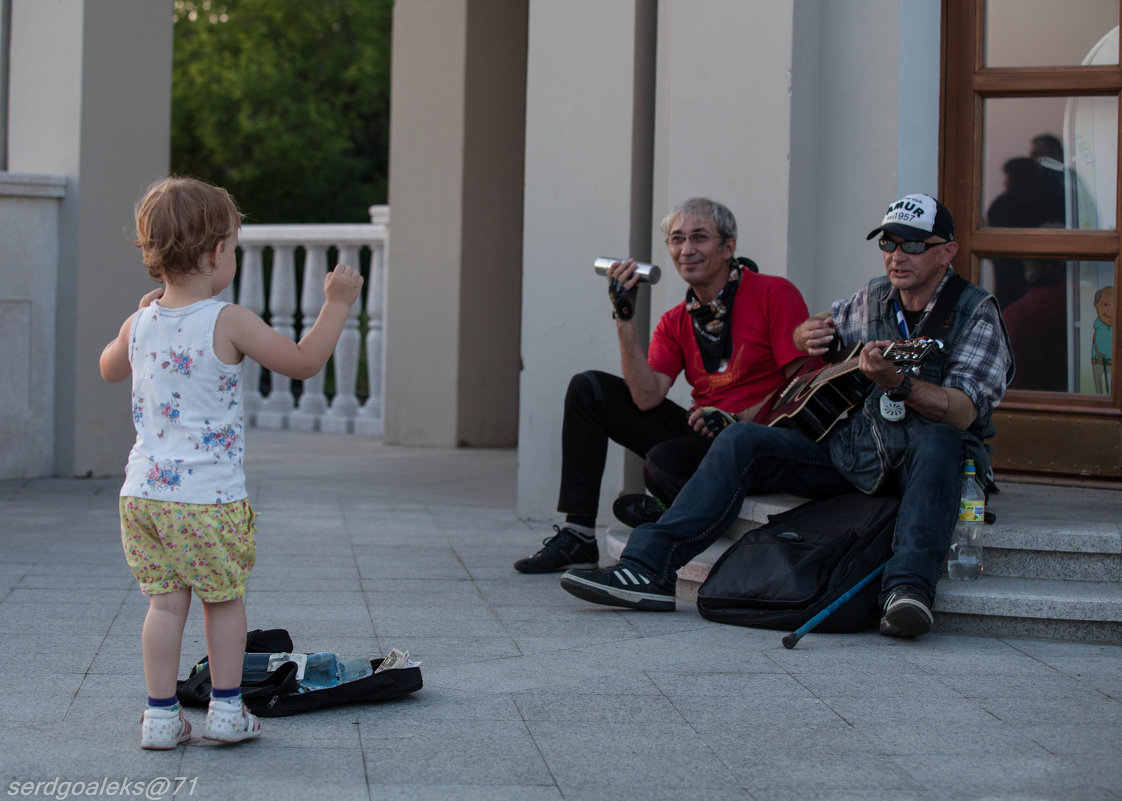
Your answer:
[1093,286,1114,394]
[987,144,1069,391]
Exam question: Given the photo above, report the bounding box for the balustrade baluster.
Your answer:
[354,241,385,437]
[289,245,330,431]
[236,245,266,421]
[256,244,297,429]
[322,244,362,433]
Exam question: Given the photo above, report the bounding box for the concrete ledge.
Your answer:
[0,172,67,198]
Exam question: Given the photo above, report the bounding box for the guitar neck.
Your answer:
[817,338,936,383]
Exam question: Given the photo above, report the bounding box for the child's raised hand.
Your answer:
[138,287,165,310]
[324,264,364,306]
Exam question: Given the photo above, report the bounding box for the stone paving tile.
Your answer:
[359,719,552,786]
[526,718,743,792]
[368,787,562,801]
[2,431,1120,801]
[734,752,928,797]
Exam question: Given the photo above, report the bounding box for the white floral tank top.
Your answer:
[120,298,247,504]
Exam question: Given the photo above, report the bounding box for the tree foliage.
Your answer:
[171,0,392,223]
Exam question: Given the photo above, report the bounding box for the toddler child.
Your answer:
[100,176,363,749]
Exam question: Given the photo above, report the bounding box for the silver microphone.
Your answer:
[593,258,661,285]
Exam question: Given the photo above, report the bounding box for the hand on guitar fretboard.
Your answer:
[883,337,944,376]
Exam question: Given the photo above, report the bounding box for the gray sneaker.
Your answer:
[879,587,933,638]
[514,526,599,574]
[560,563,676,611]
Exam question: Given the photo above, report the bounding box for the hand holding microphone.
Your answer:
[595,258,661,322]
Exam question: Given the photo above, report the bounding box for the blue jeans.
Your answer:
[619,421,963,605]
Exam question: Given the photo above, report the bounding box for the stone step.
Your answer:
[933,575,1122,644]
[604,481,1122,643]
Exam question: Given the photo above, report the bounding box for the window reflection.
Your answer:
[982,258,1114,394]
[985,0,1118,67]
[982,95,1118,231]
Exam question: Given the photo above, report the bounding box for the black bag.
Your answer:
[176,628,423,717]
[696,493,899,633]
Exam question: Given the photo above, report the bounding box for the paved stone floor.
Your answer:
[1,430,1119,801]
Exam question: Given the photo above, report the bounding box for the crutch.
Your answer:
[781,562,887,649]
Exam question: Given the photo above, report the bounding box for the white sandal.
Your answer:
[140,706,192,750]
[203,699,262,744]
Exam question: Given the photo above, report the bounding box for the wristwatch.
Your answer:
[885,375,912,402]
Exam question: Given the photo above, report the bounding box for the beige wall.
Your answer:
[385,0,526,448]
[7,0,172,477]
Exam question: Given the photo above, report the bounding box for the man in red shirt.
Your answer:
[515,198,809,574]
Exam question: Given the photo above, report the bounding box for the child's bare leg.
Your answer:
[202,597,247,690]
[200,596,261,742]
[142,589,192,699]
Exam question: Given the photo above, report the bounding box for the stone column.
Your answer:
[7,0,172,477]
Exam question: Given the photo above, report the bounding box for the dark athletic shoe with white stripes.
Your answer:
[560,563,676,611]
[878,586,934,638]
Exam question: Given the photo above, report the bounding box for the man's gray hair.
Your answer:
[659,197,738,242]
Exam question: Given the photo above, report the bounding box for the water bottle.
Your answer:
[301,653,374,689]
[946,459,984,580]
[301,652,341,690]
[336,656,374,684]
[243,652,372,689]
[243,652,271,674]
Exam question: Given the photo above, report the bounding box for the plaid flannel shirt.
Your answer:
[830,267,1013,418]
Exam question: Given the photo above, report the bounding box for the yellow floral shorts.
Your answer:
[120,497,257,602]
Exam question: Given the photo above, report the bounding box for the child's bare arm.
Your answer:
[100,317,134,382]
[99,288,165,382]
[222,264,364,380]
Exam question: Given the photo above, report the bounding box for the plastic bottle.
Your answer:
[336,656,374,684]
[946,459,984,580]
[301,653,374,689]
[242,652,372,688]
[243,652,271,674]
[301,652,341,690]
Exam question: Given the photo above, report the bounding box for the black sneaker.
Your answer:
[879,587,934,638]
[560,563,675,611]
[612,493,667,528]
[514,526,599,574]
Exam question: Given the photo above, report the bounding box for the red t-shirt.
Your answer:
[647,271,808,413]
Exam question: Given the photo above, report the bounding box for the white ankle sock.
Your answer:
[564,523,595,541]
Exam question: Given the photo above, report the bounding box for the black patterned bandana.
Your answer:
[686,261,741,373]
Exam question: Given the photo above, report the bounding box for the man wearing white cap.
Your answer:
[561,193,1014,640]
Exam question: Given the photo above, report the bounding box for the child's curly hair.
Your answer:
[133,176,243,284]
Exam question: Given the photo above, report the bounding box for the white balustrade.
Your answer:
[233,208,388,436]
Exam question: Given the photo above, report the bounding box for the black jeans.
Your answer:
[557,371,712,519]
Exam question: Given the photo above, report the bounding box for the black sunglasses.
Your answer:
[878,238,948,255]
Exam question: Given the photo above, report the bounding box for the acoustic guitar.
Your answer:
[754,338,944,442]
